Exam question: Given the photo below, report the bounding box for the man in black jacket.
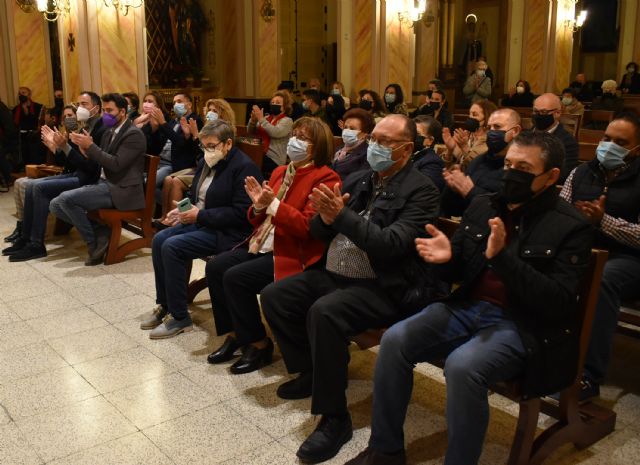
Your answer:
[261,115,442,464]
[346,131,593,465]
[560,113,640,400]
[440,108,521,216]
[0,98,17,191]
[532,93,579,182]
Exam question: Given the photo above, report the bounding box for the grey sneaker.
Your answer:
[149,316,193,339]
[140,305,168,330]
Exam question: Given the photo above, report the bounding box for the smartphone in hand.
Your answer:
[177,197,192,212]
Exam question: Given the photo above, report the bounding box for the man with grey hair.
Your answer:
[532,93,579,182]
[143,119,263,339]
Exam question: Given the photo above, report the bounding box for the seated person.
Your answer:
[411,89,453,133]
[4,91,104,244]
[561,88,584,116]
[141,120,262,338]
[532,93,579,182]
[302,89,327,122]
[205,117,340,372]
[134,91,169,131]
[501,79,535,108]
[560,113,640,400]
[325,93,347,136]
[383,83,409,116]
[412,116,444,191]
[277,83,304,121]
[3,103,103,261]
[248,90,294,179]
[440,108,522,217]
[123,92,140,121]
[591,80,625,114]
[570,73,594,102]
[147,92,203,198]
[202,98,236,127]
[330,81,351,109]
[260,114,441,464]
[346,131,593,465]
[49,93,146,266]
[332,108,375,180]
[463,60,492,104]
[442,99,496,168]
[620,62,640,94]
[358,90,387,123]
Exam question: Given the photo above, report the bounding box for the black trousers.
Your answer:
[261,268,400,416]
[205,248,274,345]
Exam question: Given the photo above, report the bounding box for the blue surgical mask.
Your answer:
[331,89,341,96]
[384,93,396,104]
[173,103,187,117]
[206,111,218,122]
[367,141,396,172]
[287,136,309,162]
[596,141,632,170]
[302,101,309,111]
[341,128,360,146]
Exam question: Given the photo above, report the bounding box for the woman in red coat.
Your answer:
[205,116,340,374]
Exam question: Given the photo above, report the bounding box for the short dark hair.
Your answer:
[562,87,576,97]
[342,108,376,134]
[122,92,140,110]
[293,116,333,167]
[302,89,321,106]
[174,91,192,103]
[414,115,442,142]
[431,90,446,101]
[512,130,565,171]
[101,93,128,111]
[611,111,640,142]
[80,91,101,110]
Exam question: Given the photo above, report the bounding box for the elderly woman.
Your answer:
[592,79,624,113]
[332,108,375,180]
[142,120,263,339]
[205,117,340,374]
[203,98,237,128]
[463,60,492,104]
[248,90,294,179]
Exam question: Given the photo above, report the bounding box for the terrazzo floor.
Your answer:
[0,187,639,464]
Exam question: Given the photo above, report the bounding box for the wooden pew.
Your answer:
[235,138,264,170]
[579,143,598,162]
[89,155,160,265]
[560,114,581,138]
[579,129,605,144]
[582,110,614,129]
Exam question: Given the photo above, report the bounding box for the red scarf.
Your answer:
[257,112,286,155]
[14,100,36,126]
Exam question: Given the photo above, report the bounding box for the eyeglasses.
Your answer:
[292,132,311,142]
[532,108,559,116]
[365,135,412,149]
[199,140,223,152]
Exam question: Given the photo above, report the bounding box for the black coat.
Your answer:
[331,141,369,181]
[148,112,203,172]
[412,147,445,192]
[310,161,444,312]
[501,92,535,108]
[549,123,579,183]
[440,188,594,396]
[189,146,263,252]
[621,72,640,94]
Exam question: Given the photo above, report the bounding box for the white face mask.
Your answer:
[206,111,219,122]
[76,106,91,122]
[516,86,525,94]
[204,148,225,168]
[287,136,309,162]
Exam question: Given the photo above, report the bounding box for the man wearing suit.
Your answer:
[50,93,146,265]
[2,91,105,261]
[532,93,579,183]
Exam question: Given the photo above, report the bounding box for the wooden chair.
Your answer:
[236,125,248,137]
[512,107,533,118]
[560,113,582,138]
[579,129,605,144]
[236,139,264,170]
[582,110,613,129]
[521,117,533,130]
[579,143,598,162]
[89,155,160,265]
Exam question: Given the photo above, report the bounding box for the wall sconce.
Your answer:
[565,9,587,32]
[397,0,427,28]
[102,0,144,16]
[260,0,276,22]
[15,0,70,22]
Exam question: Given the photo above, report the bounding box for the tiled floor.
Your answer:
[1,188,639,465]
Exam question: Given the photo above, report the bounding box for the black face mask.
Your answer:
[463,117,480,132]
[501,169,547,204]
[414,135,426,152]
[486,129,509,154]
[18,95,28,104]
[532,113,555,131]
[359,100,373,111]
[270,104,282,115]
[430,102,441,111]
[55,97,64,108]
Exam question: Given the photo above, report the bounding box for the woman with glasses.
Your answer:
[141,120,263,339]
[204,117,341,374]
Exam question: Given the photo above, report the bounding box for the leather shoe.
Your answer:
[152,219,170,231]
[277,372,312,400]
[344,448,407,465]
[2,237,27,256]
[8,242,47,262]
[4,221,22,243]
[229,338,273,374]
[85,234,110,266]
[296,413,352,463]
[207,335,242,364]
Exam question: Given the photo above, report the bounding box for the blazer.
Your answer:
[249,163,340,281]
[190,146,263,252]
[86,119,146,211]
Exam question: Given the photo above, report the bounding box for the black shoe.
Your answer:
[277,372,313,400]
[8,242,47,262]
[2,237,27,256]
[296,414,353,463]
[207,335,242,364]
[152,219,170,231]
[85,234,110,266]
[548,375,600,404]
[4,221,22,242]
[229,338,274,374]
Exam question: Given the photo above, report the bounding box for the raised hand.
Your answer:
[443,167,474,197]
[150,107,166,125]
[245,176,274,211]
[575,196,606,224]
[179,117,191,138]
[189,119,200,140]
[415,224,452,264]
[309,183,349,225]
[485,217,506,259]
[442,127,457,152]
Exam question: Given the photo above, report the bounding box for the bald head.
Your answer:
[534,93,561,110]
[492,108,521,127]
[370,114,416,175]
[533,93,562,129]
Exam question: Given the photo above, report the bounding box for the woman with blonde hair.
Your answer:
[203,98,237,131]
[330,81,351,109]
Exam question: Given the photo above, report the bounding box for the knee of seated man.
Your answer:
[443,347,485,386]
[258,281,282,315]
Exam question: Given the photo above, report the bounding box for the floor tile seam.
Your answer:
[40,429,144,464]
[4,391,104,422]
[138,429,179,465]
[12,303,92,323]
[222,398,305,441]
[24,309,111,339]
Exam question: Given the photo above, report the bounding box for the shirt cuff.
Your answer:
[62,143,72,155]
[266,198,280,216]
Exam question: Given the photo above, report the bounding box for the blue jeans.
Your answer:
[369,300,526,465]
[155,160,173,204]
[49,180,113,247]
[585,253,640,382]
[22,174,80,244]
[152,223,218,319]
